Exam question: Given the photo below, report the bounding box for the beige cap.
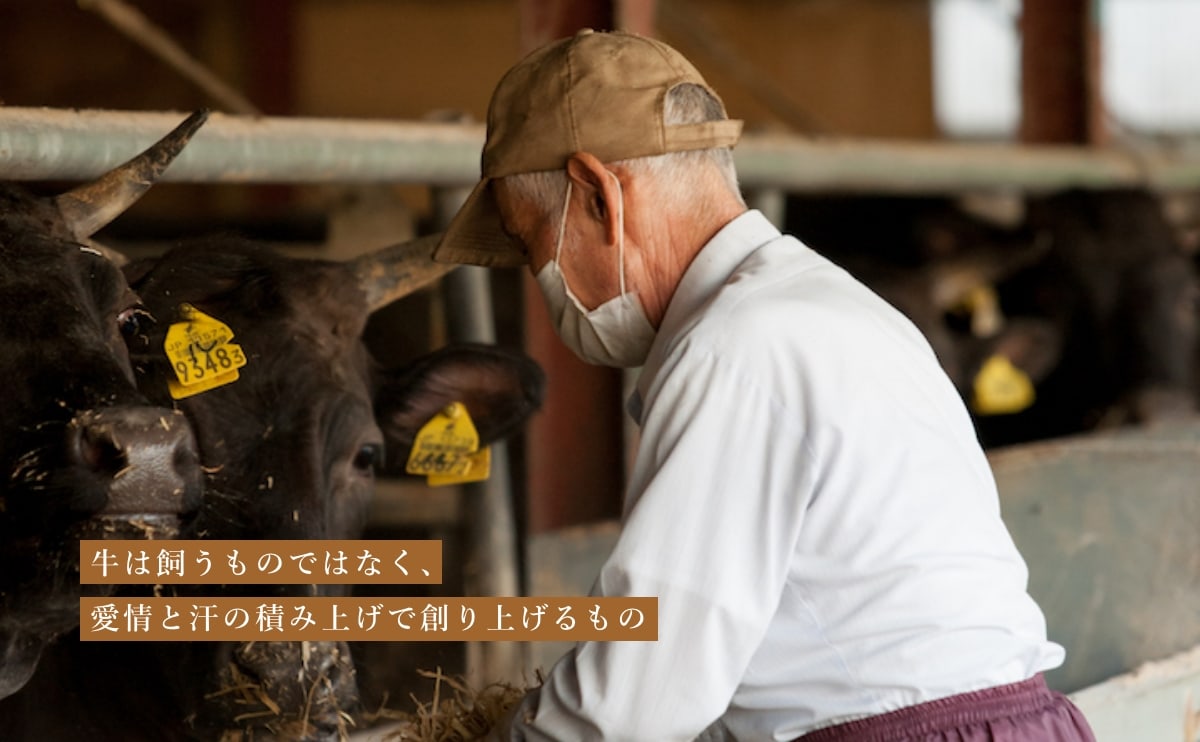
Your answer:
[433,29,743,267]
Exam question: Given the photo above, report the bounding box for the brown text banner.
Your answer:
[79,540,441,585]
[78,596,658,642]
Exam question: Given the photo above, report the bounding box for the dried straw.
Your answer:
[375,668,538,742]
[207,657,355,741]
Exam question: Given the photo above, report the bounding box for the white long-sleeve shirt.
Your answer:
[507,210,1063,741]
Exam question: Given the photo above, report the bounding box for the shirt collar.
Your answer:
[628,209,782,423]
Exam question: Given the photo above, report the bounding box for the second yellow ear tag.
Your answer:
[163,304,248,400]
[972,354,1035,415]
[407,402,491,486]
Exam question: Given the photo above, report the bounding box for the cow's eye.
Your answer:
[352,444,382,474]
[117,306,155,339]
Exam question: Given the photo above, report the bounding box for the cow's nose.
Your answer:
[67,406,203,521]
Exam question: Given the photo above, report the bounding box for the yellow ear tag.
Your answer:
[427,446,492,487]
[163,303,248,400]
[406,402,487,486]
[972,354,1035,415]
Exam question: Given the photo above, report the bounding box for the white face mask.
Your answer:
[534,175,656,368]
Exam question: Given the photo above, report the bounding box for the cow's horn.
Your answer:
[55,110,210,240]
[352,233,457,312]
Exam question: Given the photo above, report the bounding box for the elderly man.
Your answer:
[435,29,1094,742]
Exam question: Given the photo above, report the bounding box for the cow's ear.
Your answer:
[376,344,545,473]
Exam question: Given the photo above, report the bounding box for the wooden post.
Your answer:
[247,0,297,210]
[1019,0,1106,145]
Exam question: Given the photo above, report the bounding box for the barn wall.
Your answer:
[657,0,937,139]
[287,0,935,139]
[292,0,520,121]
[0,0,252,224]
[0,0,241,112]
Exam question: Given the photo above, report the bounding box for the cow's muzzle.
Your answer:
[66,405,202,539]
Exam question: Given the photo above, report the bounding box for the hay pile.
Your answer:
[207,661,537,741]
[376,668,537,742]
[208,643,357,742]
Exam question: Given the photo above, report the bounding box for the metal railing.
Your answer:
[3,107,1200,193]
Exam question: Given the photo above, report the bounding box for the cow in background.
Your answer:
[785,195,1058,422]
[0,114,206,699]
[786,190,1198,448]
[0,233,544,741]
[979,189,1198,445]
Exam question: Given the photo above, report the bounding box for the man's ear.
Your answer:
[374,343,546,474]
[566,152,622,245]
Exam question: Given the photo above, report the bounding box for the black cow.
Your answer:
[981,188,1199,445]
[786,192,1199,448]
[0,234,544,741]
[0,114,206,699]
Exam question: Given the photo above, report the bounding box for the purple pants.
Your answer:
[796,675,1096,742]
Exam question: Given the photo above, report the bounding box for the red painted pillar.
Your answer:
[517,0,657,534]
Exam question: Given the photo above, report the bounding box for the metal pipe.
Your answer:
[733,134,1200,193]
[0,107,483,185]
[3,107,1200,192]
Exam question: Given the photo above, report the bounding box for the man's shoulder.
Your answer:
[652,263,840,393]
[653,234,944,397]
[685,238,874,347]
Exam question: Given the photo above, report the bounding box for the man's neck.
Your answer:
[638,194,747,327]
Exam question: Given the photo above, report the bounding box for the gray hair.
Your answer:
[504,83,744,223]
